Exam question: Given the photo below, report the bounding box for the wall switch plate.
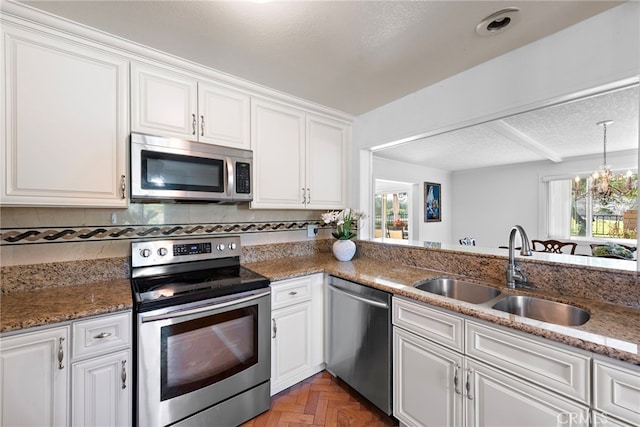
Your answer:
[307,224,318,237]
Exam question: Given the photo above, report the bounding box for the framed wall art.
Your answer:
[424,182,441,222]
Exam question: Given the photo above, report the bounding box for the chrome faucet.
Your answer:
[506,225,533,289]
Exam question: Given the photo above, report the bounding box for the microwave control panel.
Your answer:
[236,162,251,194]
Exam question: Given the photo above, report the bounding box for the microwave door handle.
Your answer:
[226,157,234,197]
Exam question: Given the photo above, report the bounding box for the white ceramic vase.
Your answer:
[332,239,356,261]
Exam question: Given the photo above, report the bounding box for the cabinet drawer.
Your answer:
[72,312,131,360]
[392,297,463,352]
[271,277,313,309]
[594,358,640,426]
[465,320,590,404]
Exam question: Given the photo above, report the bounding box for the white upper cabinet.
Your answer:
[305,115,348,209]
[198,82,251,149]
[131,63,250,149]
[1,26,129,207]
[131,63,197,138]
[251,98,349,210]
[251,99,306,208]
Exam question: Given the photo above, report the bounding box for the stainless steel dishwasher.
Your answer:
[327,276,392,415]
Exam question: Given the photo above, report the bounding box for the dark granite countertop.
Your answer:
[1,253,638,365]
[0,279,132,334]
[244,253,640,365]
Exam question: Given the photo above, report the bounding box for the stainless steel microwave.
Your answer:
[130,132,253,203]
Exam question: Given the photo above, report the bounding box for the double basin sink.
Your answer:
[414,277,590,327]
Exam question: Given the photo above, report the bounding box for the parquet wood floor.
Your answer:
[242,371,398,427]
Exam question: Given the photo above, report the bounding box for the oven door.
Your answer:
[136,289,270,427]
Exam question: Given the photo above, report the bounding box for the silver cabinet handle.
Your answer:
[94,332,112,339]
[307,188,310,204]
[120,175,126,199]
[121,360,127,389]
[302,188,307,205]
[57,337,65,370]
[200,115,205,136]
[192,113,197,135]
[272,318,277,338]
[288,291,298,296]
[465,368,474,400]
[453,363,461,394]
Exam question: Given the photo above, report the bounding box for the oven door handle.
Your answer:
[140,289,270,323]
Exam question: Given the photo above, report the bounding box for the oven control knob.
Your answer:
[228,242,237,250]
[140,248,152,258]
[216,243,226,251]
[157,247,168,257]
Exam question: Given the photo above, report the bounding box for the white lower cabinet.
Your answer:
[393,297,592,427]
[71,312,132,427]
[0,311,131,427]
[593,356,640,426]
[466,358,589,427]
[0,326,70,427]
[72,350,130,427]
[393,327,463,427]
[270,273,324,395]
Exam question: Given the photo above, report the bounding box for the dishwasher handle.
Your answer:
[328,284,389,309]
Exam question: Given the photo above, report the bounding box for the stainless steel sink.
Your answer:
[491,295,590,326]
[414,278,501,304]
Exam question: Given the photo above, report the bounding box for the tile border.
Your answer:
[1,220,330,245]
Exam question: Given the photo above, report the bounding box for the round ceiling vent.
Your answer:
[476,7,520,36]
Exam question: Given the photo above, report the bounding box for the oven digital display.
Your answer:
[173,243,212,256]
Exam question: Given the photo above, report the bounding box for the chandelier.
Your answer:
[575,120,637,204]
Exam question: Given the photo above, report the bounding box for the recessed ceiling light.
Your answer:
[476,7,520,36]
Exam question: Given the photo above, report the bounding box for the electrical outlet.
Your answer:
[307,224,318,238]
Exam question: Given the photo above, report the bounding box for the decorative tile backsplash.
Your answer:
[0,204,332,266]
[1,221,329,245]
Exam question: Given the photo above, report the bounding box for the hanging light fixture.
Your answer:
[580,120,637,203]
[591,120,614,199]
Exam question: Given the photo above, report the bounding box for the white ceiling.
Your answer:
[17,0,622,115]
[373,84,639,171]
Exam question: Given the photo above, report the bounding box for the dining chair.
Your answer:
[531,239,577,254]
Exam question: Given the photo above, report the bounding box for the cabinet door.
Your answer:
[467,358,590,427]
[0,326,69,427]
[306,115,348,210]
[466,320,590,404]
[198,82,250,149]
[251,99,305,209]
[131,62,198,139]
[393,327,463,427]
[2,27,128,207]
[271,302,312,394]
[72,349,131,427]
[593,358,640,426]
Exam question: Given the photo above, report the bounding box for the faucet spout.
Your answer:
[506,225,532,288]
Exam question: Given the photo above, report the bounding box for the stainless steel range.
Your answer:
[131,236,271,427]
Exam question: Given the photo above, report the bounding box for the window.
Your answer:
[374,191,409,240]
[549,172,638,241]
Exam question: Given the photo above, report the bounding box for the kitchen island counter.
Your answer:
[244,252,640,365]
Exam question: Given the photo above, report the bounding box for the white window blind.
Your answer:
[547,179,572,238]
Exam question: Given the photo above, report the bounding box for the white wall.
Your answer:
[373,156,451,243]
[352,2,640,207]
[451,150,637,254]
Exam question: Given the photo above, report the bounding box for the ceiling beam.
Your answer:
[487,120,564,163]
